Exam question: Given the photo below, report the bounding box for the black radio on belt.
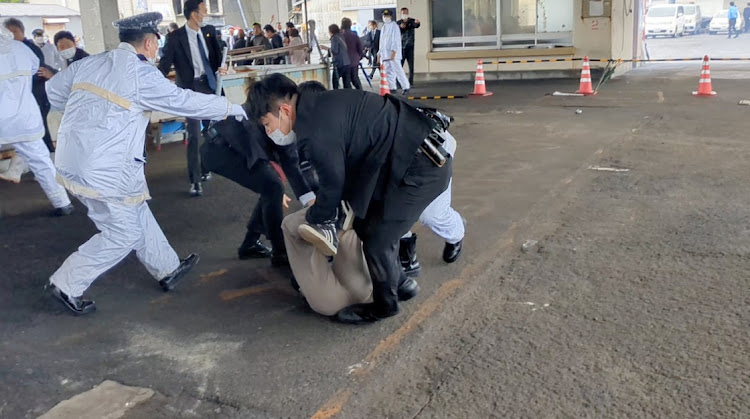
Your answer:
[416,108,453,168]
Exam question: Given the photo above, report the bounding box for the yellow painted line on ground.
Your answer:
[150,295,171,305]
[220,284,276,301]
[200,268,229,284]
[310,389,354,419]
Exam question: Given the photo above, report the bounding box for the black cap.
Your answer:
[113,12,163,39]
[32,28,44,36]
[382,9,393,17]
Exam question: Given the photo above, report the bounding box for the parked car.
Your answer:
[682,4,702,34]
[709,10,745,34]
[646,5,687,38]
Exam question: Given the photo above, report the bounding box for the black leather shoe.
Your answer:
[397,277,419,301]
[238,240,272,260]
[334,303,399,325]
[52,204,74,217]
[399,234,421,277]
[47,283,96,315]
[159,253,199,291]
[443,240,463,263]
[271,253,290,267]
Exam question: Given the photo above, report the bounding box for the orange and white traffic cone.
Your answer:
[576,56,595,96]
[469,59,493,97]
[692,55,717,96]
[379,64,390,96]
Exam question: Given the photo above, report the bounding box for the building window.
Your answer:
[207,0,221,15]
[431,0,573,50]
[172,0,182,16]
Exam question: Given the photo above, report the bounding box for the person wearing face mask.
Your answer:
[32,29,64,72]
[396,7,420,87]
[249,74,451,325]
[158,0,225,197]
[44,12,246,315]
[52,31,89,69]
[365,20,380,79]
[378,10,409,94]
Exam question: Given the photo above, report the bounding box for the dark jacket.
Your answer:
[65,48,89,67]
[342,29,363,68]
[744,7,750,19]
[207,118,311,198]
[396,18,420,49]
[295,89,436,222]
[269,33,284,63]
[158,25,223,89]
[21,39,50,110]
[368,29,380,54]
[251,34,272,65]
[233,37,247,49]
[329,34,350,68]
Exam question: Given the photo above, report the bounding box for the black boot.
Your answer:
[397,273,419,301]
[238,233,272,260]
[399,234,421,277]
[47,283,96,315]
[159,253,199,291]
[443,239,463,263]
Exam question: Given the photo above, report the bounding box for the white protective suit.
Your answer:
[0,29,71,210]
[46,42,235,297]
[379,20,410,91]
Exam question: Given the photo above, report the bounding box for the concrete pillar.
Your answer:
[79,0,120,54]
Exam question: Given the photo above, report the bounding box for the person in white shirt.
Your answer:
[31,28,64,71]
[44,12,247,315]
[378,9,410,94]
[0,25,73,215]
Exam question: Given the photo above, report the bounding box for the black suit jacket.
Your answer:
[370,29,380,54]
[22,39,50,108]
[295,89,436,222]
[159,25,222,89]
[208,119,311,199]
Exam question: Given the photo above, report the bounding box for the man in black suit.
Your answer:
[396,7,420,86]
[158,0,224,197]
[199,117,315,266]
[365,20,380,78]
[249,74,451,325]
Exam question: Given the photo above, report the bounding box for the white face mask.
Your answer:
[60,47,76,60]
[199,21,207,27]
[383,16,392,23]
[401,14,408,20]
[268,109,296,146]
[34,36,45,45]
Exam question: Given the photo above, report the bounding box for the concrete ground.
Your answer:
[1,62,749,418]
[647,32,750,59]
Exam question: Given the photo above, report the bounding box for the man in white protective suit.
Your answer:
[45,12,247,315]
[0,25,73,216]
[379,9,410,95]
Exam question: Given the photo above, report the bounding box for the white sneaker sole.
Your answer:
[298,224,338,257]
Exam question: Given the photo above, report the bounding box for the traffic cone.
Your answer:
[576,56,595,96]
[469,59,493,97]
[692,55,717,96]
[379,64,390,96]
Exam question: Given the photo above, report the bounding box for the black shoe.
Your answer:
[443,240,463,263]
[334,303,399,325]
[52,204,74,217]
[47,283,96,315]
[238,240,272,260]
[271,253,290,267]
[397,277,419,301]
[189,183,203,197]
[402,89,410,95]
[201,173,212,182]
[399,234,421,278]
[298,222,339,256]
[158,253,199,291]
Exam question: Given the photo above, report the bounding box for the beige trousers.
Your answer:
[282,208,373,316]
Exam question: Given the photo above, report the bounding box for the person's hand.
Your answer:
[415,19,421,25]
[400,22,407,29]
[306,198,316,207]
[37,67,54,79]
[218,65,228,76]
[283,194,291,209]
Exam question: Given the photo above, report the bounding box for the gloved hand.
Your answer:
[229,104,248,121]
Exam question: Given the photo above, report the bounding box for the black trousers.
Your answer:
[186,78,213,184]
[352,154,452,315]
[401,46,415,85]
[332,65,352,89]
[349,63,363,90]
[200,141,286,253]
[368,50,379,76]
[745,17,750,33]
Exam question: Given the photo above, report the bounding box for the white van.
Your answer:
[646,5,687,38]
[682,4,702,34]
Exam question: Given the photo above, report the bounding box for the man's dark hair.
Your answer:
[328,24,340,35]
[3,18,24,33]
[169,22,179,31]
[401,7,409,12]
[264,24,276,33]
[286,22,295,29]
[289,28,300,37]
[248,73,299,119]
[184,0,204,20]
[298,80,326,94]
[119,30,156,44]
[53,31,76,46]
[341,17,352,30]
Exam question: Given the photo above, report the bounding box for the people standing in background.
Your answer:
[3,18,55,153]
[251,23,271,64]
[288,28,308,65]
[158,0,224,197]
[379,10,409,94]
[53,31,89,69]
[728,2,740,38]
[306,19,324,63]
[32,29,64,71]
[743,2,750,33]
[340,17,363,90]
[396,7,420,86]
[365,20,380,78]
[321,24,350,89]
[264,24,284,64]
[168,22,179,33]
[233,28,247,49]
